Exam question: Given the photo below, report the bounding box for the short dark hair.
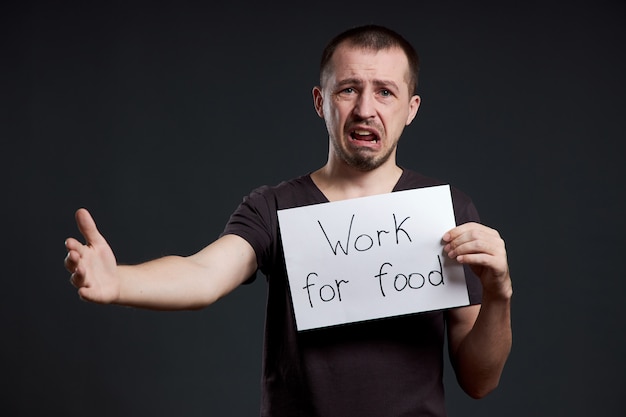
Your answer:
[319,25,420,95]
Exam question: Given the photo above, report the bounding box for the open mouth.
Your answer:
[350,129,379,143]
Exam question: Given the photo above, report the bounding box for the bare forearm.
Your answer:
[66,211,256,310]
[113,235,256,310]
[443,222,513,398]
[454,290,512,398]
[115,255,220,310]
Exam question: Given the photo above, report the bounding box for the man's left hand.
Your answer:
[443,222,512,299]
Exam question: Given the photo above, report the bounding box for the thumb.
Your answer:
[75,208,106,246]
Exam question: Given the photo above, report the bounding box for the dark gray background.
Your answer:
[3,0,625,415]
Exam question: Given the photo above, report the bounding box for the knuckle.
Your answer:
[474,240,488,252]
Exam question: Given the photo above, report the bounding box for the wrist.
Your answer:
[482,274,513,302]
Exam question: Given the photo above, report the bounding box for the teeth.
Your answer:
[354,130,371,135]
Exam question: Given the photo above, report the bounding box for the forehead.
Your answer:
[326,44,411,88]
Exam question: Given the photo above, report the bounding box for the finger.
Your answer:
[77,286,95,302]
[71,262,88,286]
[65,237,85,253]
[443,229,479,256]
[69,272,82,288]
[69,259,88,287]
[64,250,80,273]
[446,224,498,249]
[444,222,497,242]
[456,251,509,278]
[446,233,504,261]
[443,222,475,241]
[449,238,495,257]
[75,208,106,246]
[454,252,493,265]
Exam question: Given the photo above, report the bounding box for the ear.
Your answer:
[312,86,324,119]
[405,95,421,126]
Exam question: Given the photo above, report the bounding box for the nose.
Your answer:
[353,92,376,119]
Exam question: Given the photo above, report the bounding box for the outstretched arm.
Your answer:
[443,222,513,399]
[64,208,257,310]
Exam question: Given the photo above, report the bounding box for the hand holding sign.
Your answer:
[444,222,512,300]
[278,185,470,331]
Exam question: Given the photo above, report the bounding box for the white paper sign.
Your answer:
[277,185,470,331]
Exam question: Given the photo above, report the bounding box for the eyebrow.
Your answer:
[336,78,400,91]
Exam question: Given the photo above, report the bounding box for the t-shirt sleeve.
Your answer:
[451,186,483,305]
[220,186,277,282]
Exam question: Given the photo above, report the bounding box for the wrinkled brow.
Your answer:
[336,78,400,91]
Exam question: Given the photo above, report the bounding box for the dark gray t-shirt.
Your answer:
[222,169,483,417]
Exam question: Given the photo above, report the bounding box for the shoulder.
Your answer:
[245,174,326,210]
[397,168,479,224]
[223,174,326,274]
[395,168,446,190]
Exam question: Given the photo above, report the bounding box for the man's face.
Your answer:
[313,44,420,171]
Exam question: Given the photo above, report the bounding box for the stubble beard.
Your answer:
[331,134,398,172]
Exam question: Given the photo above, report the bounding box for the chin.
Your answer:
[345,155,388,171]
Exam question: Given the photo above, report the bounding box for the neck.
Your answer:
[311,158,403,202]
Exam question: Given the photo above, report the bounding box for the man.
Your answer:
[65,25,512,416]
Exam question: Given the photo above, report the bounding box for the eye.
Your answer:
[342,87,355,94]
[380,89,392,97]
